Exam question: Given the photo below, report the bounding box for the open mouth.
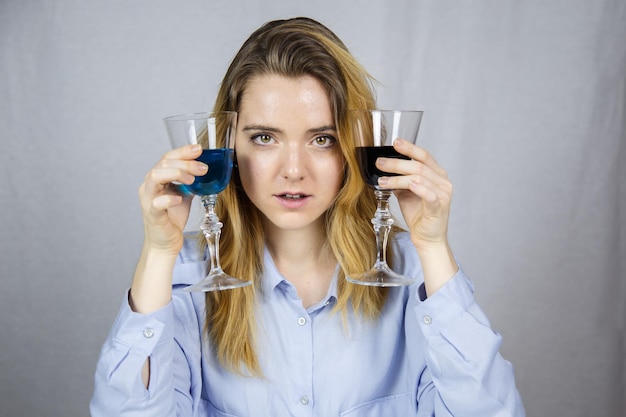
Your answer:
[281,194,306,199]
[274,192,311,208]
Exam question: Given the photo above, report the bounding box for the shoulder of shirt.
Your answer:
[392,230,413,246]
[176,231,207,264]
[391,231,418,259]
[390,231,423,283]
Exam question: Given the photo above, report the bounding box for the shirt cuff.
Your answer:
[103,292,176,397]
[109,290,175,351]
[413,268,475,337]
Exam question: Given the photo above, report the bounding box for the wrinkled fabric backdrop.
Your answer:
[1,1,624,416]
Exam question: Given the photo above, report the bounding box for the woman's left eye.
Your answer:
[313,135,336,148]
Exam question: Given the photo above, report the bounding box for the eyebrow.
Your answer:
[242,124,337,134]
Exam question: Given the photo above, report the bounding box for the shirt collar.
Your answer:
[261,247,287,295]
[260,246,339,308]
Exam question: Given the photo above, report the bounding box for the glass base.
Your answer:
[346,262,415,287]
[183,270,252,292]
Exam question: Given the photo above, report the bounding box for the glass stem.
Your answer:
[372,190,394,268]
[200,194,223,274]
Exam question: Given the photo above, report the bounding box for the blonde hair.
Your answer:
[206,17,396,375]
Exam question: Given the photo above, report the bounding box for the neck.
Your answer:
[264,221,331,266]
[263,219,337,308]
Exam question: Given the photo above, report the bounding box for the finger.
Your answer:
[139,180,181,209]
[164,143,203,161]
[413,174,450,202]
[143,168,193,198]
[139,146,205,217]
[408,180,442,205]
[143,162,207,195]
[377,159,452,195]
[386,170,452,203]
[393,139,447,177]
[159,158,209,180]
[150,193,184,214]
[376,157,447,188]
[147,144,205,190]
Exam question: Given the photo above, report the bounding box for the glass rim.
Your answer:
[163,111,237,122]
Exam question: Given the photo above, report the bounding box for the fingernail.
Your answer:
[377,158,386,167]
[191,144,202,151]
[378,177,389,186]
[394,139,405,147]
[197,163,208,173]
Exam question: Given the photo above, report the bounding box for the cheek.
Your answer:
[320,157,345,194]
[237,155,269,192]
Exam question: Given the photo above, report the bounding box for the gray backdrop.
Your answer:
[1,1,624,416]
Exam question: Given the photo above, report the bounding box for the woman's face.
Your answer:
[235,74,344,234]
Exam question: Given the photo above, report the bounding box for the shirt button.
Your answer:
[422,315,432,325]
[300,396,310,405]
[297,317,306,326]
[143,327,155,338]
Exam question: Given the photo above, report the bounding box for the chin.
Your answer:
[262,213,326,232]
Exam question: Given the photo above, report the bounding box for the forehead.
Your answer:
[238,74,334,125]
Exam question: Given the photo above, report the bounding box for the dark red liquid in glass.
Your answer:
[356,146,410,189]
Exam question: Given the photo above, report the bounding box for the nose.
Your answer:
[281,143,305,181]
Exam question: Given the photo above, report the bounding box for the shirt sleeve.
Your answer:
[89,290,198,417]
[412,270,526,417]
[90,236,205,417]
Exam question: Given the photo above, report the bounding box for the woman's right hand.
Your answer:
[138,144,207,256]
[129,144,206,314]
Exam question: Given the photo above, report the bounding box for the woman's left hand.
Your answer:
[376,139,452,252]
[375,138,453,253]
[376,138,457,295]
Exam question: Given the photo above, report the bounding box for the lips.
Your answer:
[274,192,311,208]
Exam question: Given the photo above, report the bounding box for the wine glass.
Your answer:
[349,110,424,286]
[163,112,251,292]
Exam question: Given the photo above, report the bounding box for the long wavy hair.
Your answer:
[205,17,396,375]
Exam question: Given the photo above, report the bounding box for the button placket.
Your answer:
[291,310,312,410]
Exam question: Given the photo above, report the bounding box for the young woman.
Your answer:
[91,17,525,416]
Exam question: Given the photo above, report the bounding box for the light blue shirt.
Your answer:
[90,232,525,416]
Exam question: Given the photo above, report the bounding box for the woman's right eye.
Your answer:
[251,134,275,145]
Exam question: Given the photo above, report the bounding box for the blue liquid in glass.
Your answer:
[181,149,234,196]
